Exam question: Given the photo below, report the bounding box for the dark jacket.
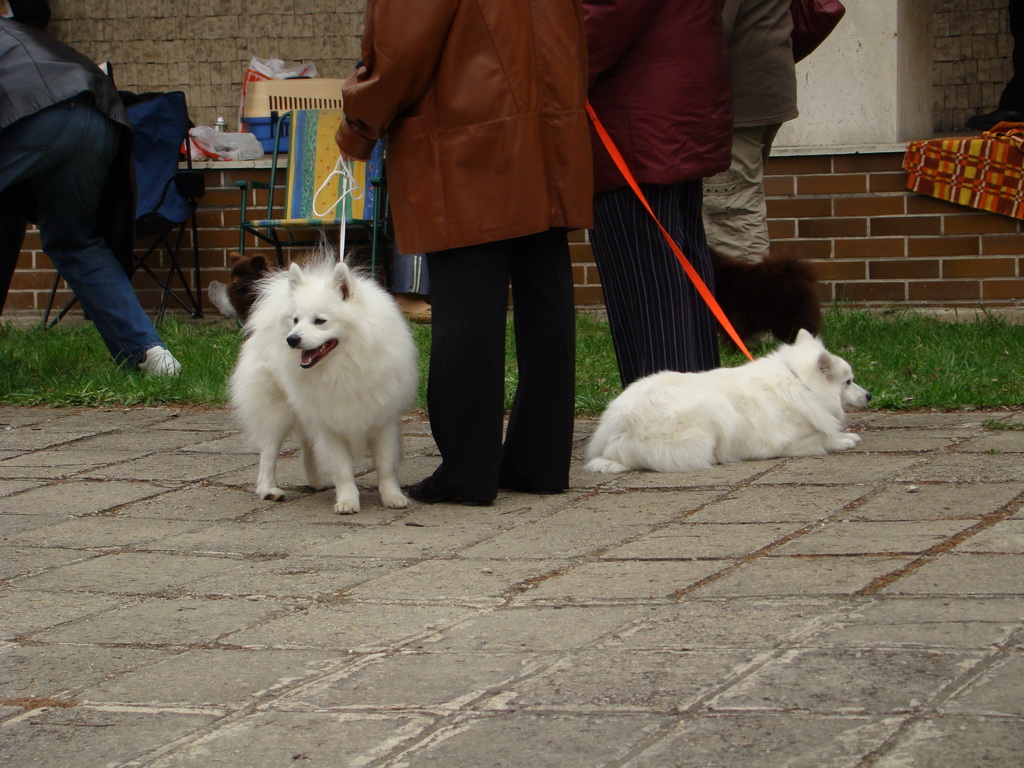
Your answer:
[0,16,135,268]
[336,0,594,255]
[584,0,733,194]
[723,0,798,128]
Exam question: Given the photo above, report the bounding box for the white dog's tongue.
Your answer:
[300,340,338,369]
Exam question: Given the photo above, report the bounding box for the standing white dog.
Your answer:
[230,253,418,514]
[586,330,871,474]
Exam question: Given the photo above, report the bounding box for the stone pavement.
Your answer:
[1,404,1022,768]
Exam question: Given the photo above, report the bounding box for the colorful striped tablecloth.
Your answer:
[903,123,1024,220]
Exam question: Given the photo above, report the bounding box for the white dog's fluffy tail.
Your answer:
[586,419,632,473]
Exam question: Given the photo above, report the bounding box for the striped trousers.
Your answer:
[590,180,720,387]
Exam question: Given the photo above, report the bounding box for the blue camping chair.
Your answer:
[129,91,205,322]
[45,90,205,325]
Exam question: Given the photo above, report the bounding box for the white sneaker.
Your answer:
[139,346,182,376]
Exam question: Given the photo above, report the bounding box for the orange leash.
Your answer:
[586,102,754,361]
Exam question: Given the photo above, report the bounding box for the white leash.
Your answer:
[312,154,366,258]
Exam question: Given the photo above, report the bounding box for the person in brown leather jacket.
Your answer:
[336,0,594,506]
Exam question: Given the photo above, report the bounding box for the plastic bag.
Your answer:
[189,126,265,161]
[239,56,318,124]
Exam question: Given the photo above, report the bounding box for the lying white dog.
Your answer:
[586,329,871,474]
[230,253,418,513]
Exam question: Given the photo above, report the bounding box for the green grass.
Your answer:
[0,319,239,408]
[814,308,1023,410]
[1,308,1022,413]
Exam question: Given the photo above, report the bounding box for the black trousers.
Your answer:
[590,180,720,388]
[425,228,576,500]
[1001,0,1024,110]
[0,210,27,315]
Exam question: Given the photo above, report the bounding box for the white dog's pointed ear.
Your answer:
[287,262,305,289]
[333,261,352,301]
[817,351,834,379]
[796,328,815,344]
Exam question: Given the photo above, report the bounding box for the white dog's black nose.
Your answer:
[286,334,301,348]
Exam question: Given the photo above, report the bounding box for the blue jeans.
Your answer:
[0,97,165,366]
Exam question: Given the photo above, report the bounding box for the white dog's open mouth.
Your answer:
[299,340,338,369]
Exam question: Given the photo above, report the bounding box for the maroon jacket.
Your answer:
[584,0,733,194]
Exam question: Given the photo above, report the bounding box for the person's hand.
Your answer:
[335,118,373,163]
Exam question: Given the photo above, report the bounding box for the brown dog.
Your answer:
[226,253,271,324]
[711,249,822,347]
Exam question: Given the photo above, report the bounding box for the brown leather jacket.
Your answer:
[336,0,594,255]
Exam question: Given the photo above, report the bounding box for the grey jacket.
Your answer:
[0,17,131,132]
[722,0,798,128]
[0,16,135,267]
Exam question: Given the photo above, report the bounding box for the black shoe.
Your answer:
[499,472,567,496]
[406,476,492,506]
[498,482,565,496]
[965,109,1024,132]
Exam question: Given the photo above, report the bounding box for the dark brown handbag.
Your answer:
[791,0,846,62]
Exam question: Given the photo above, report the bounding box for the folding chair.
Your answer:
[235,109,386,270]
[45,90,205,326]
[128,91,205,322]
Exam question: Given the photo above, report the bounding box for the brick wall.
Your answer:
[934,0,1014,133]
[6,152,1022,316]
[33,1,1018,138]
[46,0,366,131]
[7,1,1023,318]
[766,152,1024,306]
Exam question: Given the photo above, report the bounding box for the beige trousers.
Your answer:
[702,123,782,262]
